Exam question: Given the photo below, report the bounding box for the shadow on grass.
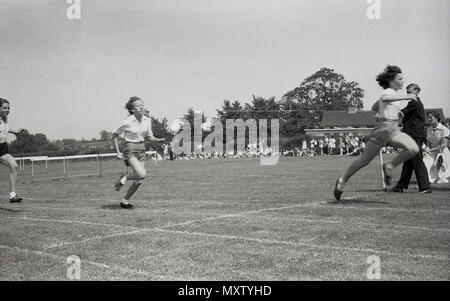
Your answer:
[429,186,450,192]
[0,207,22,213]
[358,188,417,194]
[100,204,123,210]
[356,189,386,193]
[327,197,389,205]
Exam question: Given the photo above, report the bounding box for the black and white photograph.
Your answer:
[0,0,449,285]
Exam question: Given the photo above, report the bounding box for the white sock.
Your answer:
[10,192,16,199]
[121,199,129,204]
[120,176,127,185]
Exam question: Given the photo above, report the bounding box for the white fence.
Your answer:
[17,151,162,181]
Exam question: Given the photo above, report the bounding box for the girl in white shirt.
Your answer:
[0,98,25,203]
[334,66,420,200]
[112,97,165,209]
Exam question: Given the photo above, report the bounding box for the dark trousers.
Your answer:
[396,137,430,190]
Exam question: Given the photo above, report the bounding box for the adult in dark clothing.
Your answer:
[392,84,431,193]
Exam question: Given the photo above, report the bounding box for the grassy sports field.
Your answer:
[0,155,449,280]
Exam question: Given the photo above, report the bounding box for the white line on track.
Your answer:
[1,195,303,206]
[3,203,448,261]
[3,194,450,214]
[320,203,450,214]
[3,216,135,229]
[2,205,222,217]
[5,209,448,233]
[39,203,320,249]
[152,228,448,261]
[0,244,182,280]
[251,214,450,233]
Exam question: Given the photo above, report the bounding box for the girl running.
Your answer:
[0,98,25,203]
[112,97,165,209]
[333,66,420,200]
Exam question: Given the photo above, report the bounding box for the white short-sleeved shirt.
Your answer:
[113,115,154,143]
[0,119,9,143]
[378,88,402,120]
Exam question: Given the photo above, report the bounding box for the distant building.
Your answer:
[304,108,446,137]
[81,140,113,150]
[304,110,377,137]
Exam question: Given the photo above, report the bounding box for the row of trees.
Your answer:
[217,68,363,135]
[9,117,172,157]
[178,68,364,151]
[9,68,364,156]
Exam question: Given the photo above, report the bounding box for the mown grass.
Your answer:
[0,155,449,280]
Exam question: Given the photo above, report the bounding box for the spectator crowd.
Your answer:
[159,134,395,160]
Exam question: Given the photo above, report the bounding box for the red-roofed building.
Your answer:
[305,108,446,137]
[305,110,377,137]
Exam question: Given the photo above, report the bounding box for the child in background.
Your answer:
[0,98,26,203]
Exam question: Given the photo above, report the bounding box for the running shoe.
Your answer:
[334,177,345,201]
[114,174,125,192]
[9,196,23,203]
[120,202,133,209]
[390,186,403,193]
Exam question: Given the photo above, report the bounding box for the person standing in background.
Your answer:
[391,84,431,193]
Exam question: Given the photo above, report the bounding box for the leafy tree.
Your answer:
[245,95,281,120]
[9,130,59,154]
[217,100,245,121]
[216,96,281,151]
[99,130,113,141]
[281,67,364,135]
[145,117,173,152]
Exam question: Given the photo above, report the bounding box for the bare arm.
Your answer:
[148,135,165,142]
[112,133,122,158]
[380,94,416,103]
[371,100,380,112]
[426,137,448,153]
[8,129,25,135]
[440,137,448,152]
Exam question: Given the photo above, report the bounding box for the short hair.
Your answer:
[125,96,142,114]
[0,98,10,106]
[427,111,441,123]
[406,83,421,93]
[376,65,402,89]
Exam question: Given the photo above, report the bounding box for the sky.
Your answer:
[1,0,449,140]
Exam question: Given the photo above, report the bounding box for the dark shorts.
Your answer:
[366,121,401,147]
[0,143,9,157]
[123,142,146,166]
